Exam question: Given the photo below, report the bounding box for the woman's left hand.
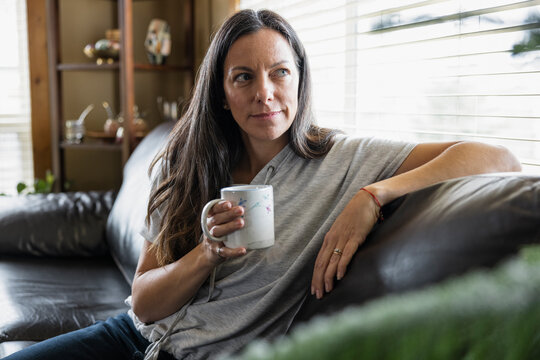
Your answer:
[311,189,380,299]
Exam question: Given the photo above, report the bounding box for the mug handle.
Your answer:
[200,199,225,242]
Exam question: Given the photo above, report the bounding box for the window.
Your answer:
[239,0,540,173]
[0,0,33,194]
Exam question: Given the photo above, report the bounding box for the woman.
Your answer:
[7,8,520,360]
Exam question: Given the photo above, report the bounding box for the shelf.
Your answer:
[60,140,122,151]
[57,62,120,71]
[134,63,192,71]
[57,62,191,72]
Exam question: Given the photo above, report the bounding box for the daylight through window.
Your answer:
[240,0,540,173]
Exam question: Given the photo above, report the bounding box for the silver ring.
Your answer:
[217,246,225,259]
[333,248,343,256]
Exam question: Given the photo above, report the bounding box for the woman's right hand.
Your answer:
[203,200,247,263]
[132,201,247,322]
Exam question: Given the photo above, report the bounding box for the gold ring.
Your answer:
[333,248,343,256]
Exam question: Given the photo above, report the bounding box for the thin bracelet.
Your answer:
[360,188,384,222]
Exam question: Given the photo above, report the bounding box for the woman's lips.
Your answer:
[251,111,281,120]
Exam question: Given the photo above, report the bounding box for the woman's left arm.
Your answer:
[311,141,521,299]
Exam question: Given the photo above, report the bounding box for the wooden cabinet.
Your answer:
[46,0,194,191]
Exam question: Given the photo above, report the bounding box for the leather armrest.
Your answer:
[292,174,540,327]
[0,191,115,257]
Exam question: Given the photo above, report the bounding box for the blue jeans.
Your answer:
[4,313,175,360]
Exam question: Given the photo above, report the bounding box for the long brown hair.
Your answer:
[147,9,340,266]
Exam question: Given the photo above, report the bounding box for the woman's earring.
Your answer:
[223,102,230,110]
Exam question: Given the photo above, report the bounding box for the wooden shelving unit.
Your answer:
[46,0,194,191]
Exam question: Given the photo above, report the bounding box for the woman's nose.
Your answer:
[255,77,274,104]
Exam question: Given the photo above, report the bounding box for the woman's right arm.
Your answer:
[131,201,246,323]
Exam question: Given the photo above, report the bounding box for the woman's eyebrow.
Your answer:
[270,60,289,68]
[230,66,253,73]
[229,60,290,73]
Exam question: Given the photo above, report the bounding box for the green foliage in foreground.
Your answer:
[16,170,55,195]
[230,246,540,360]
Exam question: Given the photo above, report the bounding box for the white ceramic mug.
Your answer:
[201,185,274,249]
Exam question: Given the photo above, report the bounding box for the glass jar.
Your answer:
[64,120,85,144]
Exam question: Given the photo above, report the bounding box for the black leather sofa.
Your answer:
[1,121,539,358]
[0,122,174,357]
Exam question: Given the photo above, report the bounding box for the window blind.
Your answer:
[239,0,540,173]
[0,0,33,194]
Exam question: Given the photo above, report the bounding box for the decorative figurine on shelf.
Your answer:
[111,105,147,144]
[157,96,182,122]
[102,101,120,137]
[83,29,120,65]
[133,105,148,135]
[144,19,171,65]
[115,112,124,144]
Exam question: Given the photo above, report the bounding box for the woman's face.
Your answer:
[223,28,299,150]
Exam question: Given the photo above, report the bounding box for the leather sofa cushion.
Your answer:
[0,256,130,342]
[292,174,540,326]
[0,191,114,257]
[106,121,174,284]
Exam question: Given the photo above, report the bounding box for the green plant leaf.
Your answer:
[45,170,55,186]
[34,179,48,193]
[16,182,27,194]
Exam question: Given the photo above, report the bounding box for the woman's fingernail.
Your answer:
[337,273,342,280]
[311,286,314,295]
[316,290,322,299]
